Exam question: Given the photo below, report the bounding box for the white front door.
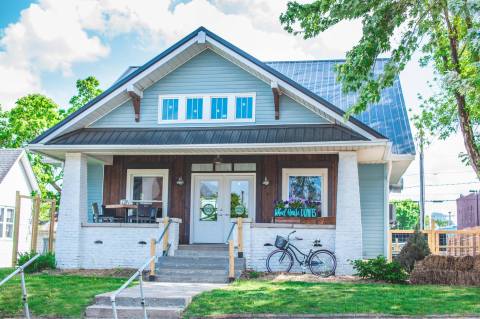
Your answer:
[192,174,255,243]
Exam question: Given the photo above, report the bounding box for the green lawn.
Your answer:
[0,268,126,318]
[184,280,480,318]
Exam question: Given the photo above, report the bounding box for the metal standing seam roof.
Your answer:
[47,124,368,146]
[0,149,23,183]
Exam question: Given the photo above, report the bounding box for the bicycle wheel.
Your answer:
[266,249,294,273]
[308,250,336,277]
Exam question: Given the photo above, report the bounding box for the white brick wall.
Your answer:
[241,222,336,273]
[56,153,87,268]
[335,152,363,275]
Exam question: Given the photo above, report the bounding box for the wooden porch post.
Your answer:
[237,217,244,258]
[228,240,235,282]
[149,238,156,281]
[11,191,21,266]
[162,217,170,255]
[48,200,56,253]
[387,230,393,261]
[30,195,41,253]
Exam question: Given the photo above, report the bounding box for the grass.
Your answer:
[0,268,126,318]
[184,280,480,318]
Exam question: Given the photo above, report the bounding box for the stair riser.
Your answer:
[95,296,189,307]
[154,275,229,283]
[174,251,230,257]
[85,307,182,319]
[177,245,228,251]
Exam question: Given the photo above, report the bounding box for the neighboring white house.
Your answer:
[0,149,39,267]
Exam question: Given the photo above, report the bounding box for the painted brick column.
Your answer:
[335,151,363,275]
[56,153,88,268]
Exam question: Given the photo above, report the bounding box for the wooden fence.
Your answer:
[388,221,480,261]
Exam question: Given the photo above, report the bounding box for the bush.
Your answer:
[17,251,56,273]
[396,228,431,272]
[352,256,408,283]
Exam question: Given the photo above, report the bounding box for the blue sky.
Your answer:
[1,0,478,217]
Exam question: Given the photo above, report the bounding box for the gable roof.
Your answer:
[31,26,388,146]
[266,60,415,155]
[0,149,23,183]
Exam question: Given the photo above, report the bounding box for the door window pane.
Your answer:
[192,163,214,172]
[234,163,256,172]
[186,98,203,120]
[133,176,163,202]
[215,163,232,172]
[288,176,323,215]
[211,97,228,119]
[230,180,249,218]
[200,181,218,221]
[162,98,179,120]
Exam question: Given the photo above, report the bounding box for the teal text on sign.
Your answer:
[274,208,318,218]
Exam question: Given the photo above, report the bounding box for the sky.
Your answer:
[1,0,479,221]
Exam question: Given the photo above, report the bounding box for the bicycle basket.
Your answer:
[274,235,288,249]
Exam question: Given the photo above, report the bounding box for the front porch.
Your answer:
[55,152,373,275]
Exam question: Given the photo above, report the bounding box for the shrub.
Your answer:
[396,228,431,272]
[352,256,408,283]
[17,251,56,273]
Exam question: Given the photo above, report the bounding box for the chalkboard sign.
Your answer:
[274,207,318,218]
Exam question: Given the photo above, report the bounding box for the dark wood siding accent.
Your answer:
[103,154,338,243]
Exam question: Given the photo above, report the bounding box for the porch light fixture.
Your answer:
[213,155,223,165]
[176,176,185,186]
[262,176,270,186]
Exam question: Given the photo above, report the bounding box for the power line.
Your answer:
[404,181,480,188]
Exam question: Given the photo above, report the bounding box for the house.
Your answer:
[457,193,479,230]
[29,27,415,275]
[0,149,40,267]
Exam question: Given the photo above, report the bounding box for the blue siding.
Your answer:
[358,164,387,258]
[87,162,104,222]
[91,50,327,128]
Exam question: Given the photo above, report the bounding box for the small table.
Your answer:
[105,204,138,222]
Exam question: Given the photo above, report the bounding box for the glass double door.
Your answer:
[192,174,254,243]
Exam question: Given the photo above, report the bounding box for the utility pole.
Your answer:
[419,131,426,230]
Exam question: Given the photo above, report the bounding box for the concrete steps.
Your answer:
[85,282,226,319]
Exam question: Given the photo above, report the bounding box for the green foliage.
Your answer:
[0,77,102,217]
[68,76,103,115]
[391,199,420,230]
[352,256,408,283]
[280,0,480,179]
[397,228,431,272]
[17,251,56,273]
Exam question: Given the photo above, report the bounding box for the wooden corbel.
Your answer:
[127,85,143,122]
[271,82,281,120]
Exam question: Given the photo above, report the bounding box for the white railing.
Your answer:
[0,254,41,319]
[111,255,155,319]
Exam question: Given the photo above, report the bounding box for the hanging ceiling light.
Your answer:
[213,155,223,165]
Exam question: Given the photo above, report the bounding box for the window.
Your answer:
[186,98,203,120]
[282,169,328,216]
[126,169,169,217]
[235,96,253,119]
[211,97,228,119]
[0,207,14,239]
[161,98,179,120]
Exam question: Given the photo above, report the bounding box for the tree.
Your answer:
[0,77,102,219]
[68,76,103,115]
[280,1,480,179]
[397,228,431,272]
[391,199,420,230]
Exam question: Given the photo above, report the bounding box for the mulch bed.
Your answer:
[241,270,366,283]
[42,268,136,278]
[410,255,480,285]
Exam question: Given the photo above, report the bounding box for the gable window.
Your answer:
[126,169,169,218]
[161,98,179,121]
[211,97,228,120]
[186,98,203,120]
[0,206,14,239]
[236,96,253,119]
[282,169,328,216]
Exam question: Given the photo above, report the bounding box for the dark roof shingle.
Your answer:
[0,149,23,183]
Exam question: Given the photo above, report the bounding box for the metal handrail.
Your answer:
[0,254,41,319]
[111,255,155,319]
[111,219,174,318]
[225,220,237,243]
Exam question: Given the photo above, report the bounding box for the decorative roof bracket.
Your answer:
[271,81,281,120]
[127,85,143,122]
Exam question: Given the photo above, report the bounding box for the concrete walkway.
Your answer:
[85,282,227,318]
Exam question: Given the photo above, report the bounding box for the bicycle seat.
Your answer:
[294,236,303,241]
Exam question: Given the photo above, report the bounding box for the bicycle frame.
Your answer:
[277,231,315,269]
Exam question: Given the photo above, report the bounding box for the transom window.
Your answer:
[186,98,203,120]
[282,169,328,216]
[0,206,14,239]
[161,98,179,121]
[235,97,253,119]
[158,93,255,123]
[126,169,169,217]
[211,97,228,120]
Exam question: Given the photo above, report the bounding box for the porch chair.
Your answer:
[92,202,122,223]
[128,204,156,223]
